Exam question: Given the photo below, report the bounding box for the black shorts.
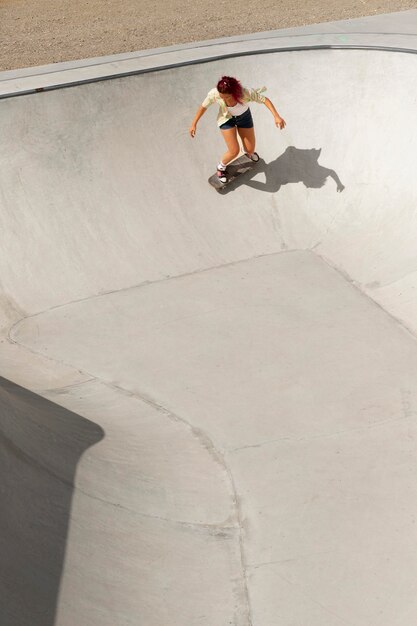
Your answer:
[219,108,253,130]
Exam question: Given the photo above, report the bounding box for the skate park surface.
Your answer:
[1,10,417,626]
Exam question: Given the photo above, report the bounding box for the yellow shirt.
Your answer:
[202,86,267,127]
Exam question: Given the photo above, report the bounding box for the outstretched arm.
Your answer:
[189,105,207,138]
[264,98,286,129]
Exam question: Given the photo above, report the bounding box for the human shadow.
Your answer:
[0,376,104,626]
[222,147,345,195]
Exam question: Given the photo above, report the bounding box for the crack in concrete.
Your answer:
[276,572,353,626]
[41,377,96,394]
[229,411,416,454]
[224,453,254,626]
[314,250,417,344]
[70,485,238,534]
[247,549,336,570]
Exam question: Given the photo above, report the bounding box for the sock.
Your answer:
[218,161,227,171]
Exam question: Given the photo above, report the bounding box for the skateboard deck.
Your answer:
[208,154,259,191]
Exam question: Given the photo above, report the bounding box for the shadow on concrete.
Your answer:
[0,377,104,626]
[221,147,345,194]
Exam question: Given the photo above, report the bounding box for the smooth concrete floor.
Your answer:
[11,250,417,625]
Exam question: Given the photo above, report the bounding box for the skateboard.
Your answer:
[208,154,260,192]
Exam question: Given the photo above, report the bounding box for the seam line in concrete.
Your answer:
[313,249,417,344]
[7,248,299,342]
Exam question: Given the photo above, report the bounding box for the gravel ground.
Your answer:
[1,0,416,71]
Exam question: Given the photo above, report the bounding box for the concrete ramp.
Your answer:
[1,11,417,626]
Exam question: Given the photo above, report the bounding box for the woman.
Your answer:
[189,75,286,183]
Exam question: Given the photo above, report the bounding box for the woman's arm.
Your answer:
[264,98,286,129]
[189,105,207,137]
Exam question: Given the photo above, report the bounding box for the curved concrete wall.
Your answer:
[1,48,416,331]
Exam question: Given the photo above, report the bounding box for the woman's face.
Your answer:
[219,92,236,106]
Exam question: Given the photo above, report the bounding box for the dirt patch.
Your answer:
[0,0,416,71]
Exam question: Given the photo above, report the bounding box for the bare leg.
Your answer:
[220,128,240,166]
[237,126,256,156]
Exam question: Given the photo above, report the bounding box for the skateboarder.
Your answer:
[189,75,286,183]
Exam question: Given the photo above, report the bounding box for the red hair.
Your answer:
[217,76,243,103]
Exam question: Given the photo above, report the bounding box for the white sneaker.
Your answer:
[216,168,227,183]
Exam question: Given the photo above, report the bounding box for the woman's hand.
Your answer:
[189,124,197,138]
[275,115,286,130]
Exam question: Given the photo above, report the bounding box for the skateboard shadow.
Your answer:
[0,377,104,626]
[220,147,345,195]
